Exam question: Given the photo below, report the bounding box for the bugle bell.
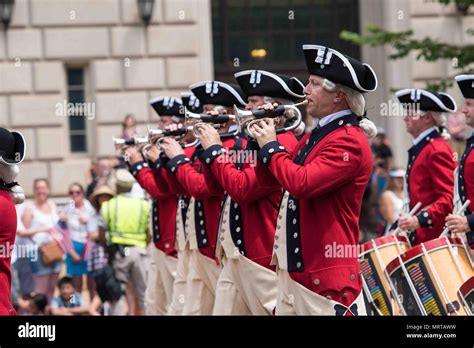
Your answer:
[146,125,198,150]
[234,100,308,137]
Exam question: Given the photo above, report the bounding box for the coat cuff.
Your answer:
[166,154,190,174]
[257,141,287,165]
[151,158,162,172]
[129,161,148,177]
[416,210,433,228]
[467,213,474,232]
[466,231,474,249]
[200,144,225,166]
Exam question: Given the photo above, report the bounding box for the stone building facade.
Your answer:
[0,0,470,197]
[0,0,213,196]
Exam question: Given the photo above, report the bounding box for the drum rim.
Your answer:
[360,235,410,256]
[385,237,464,275]
[459,276,474,296]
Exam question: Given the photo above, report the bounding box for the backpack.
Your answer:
[93,265,123,303]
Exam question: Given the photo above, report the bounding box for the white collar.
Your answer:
[413,126,437,145]
[317,109,352,128]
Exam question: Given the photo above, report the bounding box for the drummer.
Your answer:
[446,75,474,249]
[395,89,456,245]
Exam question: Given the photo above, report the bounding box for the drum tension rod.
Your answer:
[446,301,461,314]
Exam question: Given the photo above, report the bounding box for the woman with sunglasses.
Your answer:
[63,183,98,299]
[21,178,62,302]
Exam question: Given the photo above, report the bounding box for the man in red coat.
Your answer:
[125,96,187,315]
[196,70,303,314]
[159,81,248,315]
[250,45,377,315]
[0,127,26,316]
[395,89,456,244]
[445,75,474,250]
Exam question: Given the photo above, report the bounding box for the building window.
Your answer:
[212,0,360,82]
[67,68,87,153]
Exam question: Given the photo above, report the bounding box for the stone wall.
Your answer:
[0,0,213,196]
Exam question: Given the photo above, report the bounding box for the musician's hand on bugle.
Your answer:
[165,123,183,132]
[144,145,161,163]
[160,137,184,158]
[249,118,276,148]
[198,123,222,150]
[259,102,279,111]
[398,215,420,231]
[123,146,143,165]
[445,214,470,234]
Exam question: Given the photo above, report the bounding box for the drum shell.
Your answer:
[458,276,474,315]
[359,235,410,316]
[386,237,474,316]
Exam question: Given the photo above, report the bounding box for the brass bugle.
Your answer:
[145,126,198,152]
[113,136,149,146]
[185,108,236,125]
[147,126,192,138]
[236,100,308,137]
[153,136,198,151]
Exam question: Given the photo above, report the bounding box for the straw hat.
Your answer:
[89,185,115,210]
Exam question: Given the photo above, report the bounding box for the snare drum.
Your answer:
[359,235,410,316]
[458,276,474,315]
[386,237,474,316]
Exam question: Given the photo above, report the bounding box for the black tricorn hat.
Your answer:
[395,88,457,113]
[0,128,26,165]
[190,81,247,107]
[149,96,183,117]
[234,70,305,102]
[180,92,203,113]
[455,74,474,99]
[303,44,377,93]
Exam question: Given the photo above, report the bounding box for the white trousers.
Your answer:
[167,249,191,315]
[144,247,177,315]
[213,255,277,315]
[181,250,221,315]
[275,269,367,316]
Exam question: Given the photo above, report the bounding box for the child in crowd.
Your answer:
[50,276,90,316]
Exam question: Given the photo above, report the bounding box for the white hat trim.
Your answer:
[302,44,378,93]
[189,81,247,106]
[395,89,456,113]
[234,70,305,98]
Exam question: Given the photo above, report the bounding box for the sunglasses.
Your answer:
[69,190,82,196]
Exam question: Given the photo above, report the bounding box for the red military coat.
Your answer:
[202,132,298,269]
[406,129,455,244]
[166,137,245,261]
[0,190,17,315]
[257,114,372,305]
[130,160,178,256]
[458,134,474,248]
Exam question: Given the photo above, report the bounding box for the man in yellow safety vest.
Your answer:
[98,169,150,315]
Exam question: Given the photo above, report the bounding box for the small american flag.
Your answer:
[49,221,74,254]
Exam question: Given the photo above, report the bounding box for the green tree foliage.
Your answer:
[340,0,474,92]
